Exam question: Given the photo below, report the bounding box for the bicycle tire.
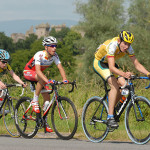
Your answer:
[51,96,78,140]
[125,96,150,144]
[3,98,20,137]
[82,96,109,143]
[14,97,38,138]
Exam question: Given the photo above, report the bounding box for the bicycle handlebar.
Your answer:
[48,80,77,94]
[123,75,150,89]
[6,84,25,96]
[6,84,22,87]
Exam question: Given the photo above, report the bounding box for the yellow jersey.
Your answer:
[0,63,12,74]
[95,37,135,63]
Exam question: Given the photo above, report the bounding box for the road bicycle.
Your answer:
[81,75,150,144]
[14,80,78,139]
[0,84,24,137]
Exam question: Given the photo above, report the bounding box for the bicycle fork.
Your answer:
[56,97,68,120]
[132,98,145,121]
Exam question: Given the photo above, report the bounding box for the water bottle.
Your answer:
[115,96,126,112]
[121,88,129,96]
[30,83,35,92]
[0,98,3,107]
[43,101,50,112]
[0,89,6,106]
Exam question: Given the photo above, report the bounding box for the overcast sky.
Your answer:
[0,0,130,36]
[0,0,88,22]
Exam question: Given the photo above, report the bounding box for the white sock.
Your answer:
[32,92,39,102]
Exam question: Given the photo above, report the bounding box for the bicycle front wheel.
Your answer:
[125,96,150,144]
[14,97,38,138]
[82,96,109,143]
[3,98,20,137]
[51,97,78,140]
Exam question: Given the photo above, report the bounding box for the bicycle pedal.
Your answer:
[36,118,43,128]
[108,126,118,132]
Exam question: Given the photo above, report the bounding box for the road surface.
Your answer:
[0,134,149,150]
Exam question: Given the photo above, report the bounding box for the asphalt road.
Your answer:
[0,134,149,150]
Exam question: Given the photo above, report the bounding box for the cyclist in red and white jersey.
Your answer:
[23,36,68,133]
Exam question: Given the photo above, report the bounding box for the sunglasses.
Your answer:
[46,45,57,48]
[1,60,8,64]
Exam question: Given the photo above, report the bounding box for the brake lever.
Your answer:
[68,80,76,93]
[145,83,150,89]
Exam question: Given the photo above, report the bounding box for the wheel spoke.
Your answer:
[3,98,20,137]
[125,97,150,144]
[82,97,109,142]
[51,97,78,140]
[14,97,38,138]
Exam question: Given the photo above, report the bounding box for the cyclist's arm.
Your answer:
[9,70,26,87]
[57,63,67,81]
[108,56,132,78]
[130,56,150,75]
[35,64,49,83]
[0,80,6,89]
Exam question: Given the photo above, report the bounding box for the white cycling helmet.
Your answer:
[42,36,58,46]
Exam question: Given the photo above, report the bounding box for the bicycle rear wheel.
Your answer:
[82,96,109,143]
[14,97,38,138]
[51,97,78,140]
[125,96,150,144]
[3,98,20,137]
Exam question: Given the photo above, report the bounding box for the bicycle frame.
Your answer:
[0,90,9,118]
[0,84,23,117]
[22,81,76,127]
[43,87,61,119]
[100,76,150,122]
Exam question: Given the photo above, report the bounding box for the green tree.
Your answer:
[49,27,70,40]
[63,30,82,55]
[24,34,38,50]
[75,0,124,75]
[11,39,42,76]
[14,34,38,50]
[123,0,150,71]
[11,49,30,76]
[0,32,15,53]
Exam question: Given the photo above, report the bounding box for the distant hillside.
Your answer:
[0,19,79,37]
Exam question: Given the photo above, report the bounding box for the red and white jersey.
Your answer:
[24,50,61,71]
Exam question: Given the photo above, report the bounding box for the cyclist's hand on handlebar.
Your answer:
[63,80,69,84]
[47,79,55,84]
[0,81,7,89]
[124,72,132,79]
[147,72,150,78]
[22,82,27,88]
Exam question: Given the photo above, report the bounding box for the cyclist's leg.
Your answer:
[93,59,119,128]
[117,76,126,87]
[107,77,120,128]
[24,70,42,113]
[41,93,53,133]
[107,77,120,115]
[93,59,120,114]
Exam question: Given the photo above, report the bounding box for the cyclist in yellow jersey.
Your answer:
[0,49,26,90]
[93,30,150,128]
